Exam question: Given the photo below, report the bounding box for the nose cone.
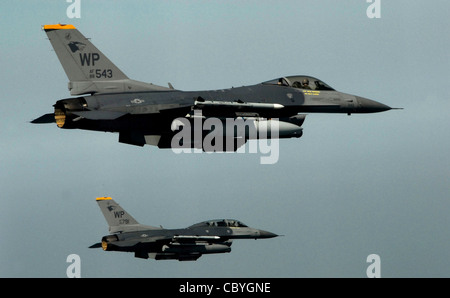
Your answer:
[258,230,278,239]
[356,96,392,113]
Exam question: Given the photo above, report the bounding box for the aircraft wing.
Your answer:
[90,234,232,261]
[89,234,222,249]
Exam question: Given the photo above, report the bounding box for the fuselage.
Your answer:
[36,23,395,150]
[101,222,276,253]
[54,81,390,133]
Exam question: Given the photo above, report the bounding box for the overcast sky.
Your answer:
[1,0,449,278]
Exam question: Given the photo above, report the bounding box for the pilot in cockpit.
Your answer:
[292,79,312,89]
[301,79,311,90]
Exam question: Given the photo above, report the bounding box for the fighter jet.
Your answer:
[89,197,278,261]
[33,24,395,151]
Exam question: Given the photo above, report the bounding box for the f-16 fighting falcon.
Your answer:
[33,24,396,151]
[89,197,278,261]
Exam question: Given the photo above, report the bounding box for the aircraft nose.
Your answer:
[258,230,278,238]
[356,96,392,113]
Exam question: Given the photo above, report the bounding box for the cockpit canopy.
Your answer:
[263,75,335,91]
[189,219,248,228]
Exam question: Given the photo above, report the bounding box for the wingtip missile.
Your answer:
[194,100,284,110]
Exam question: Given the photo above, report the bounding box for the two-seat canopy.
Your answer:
[188,219,248,228]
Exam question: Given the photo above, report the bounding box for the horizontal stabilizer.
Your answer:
[89,242,102,248]
[31,113,55,124]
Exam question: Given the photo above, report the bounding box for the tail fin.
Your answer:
[43,24,170,95]
[43,24,128,82]
[96,197,160,233]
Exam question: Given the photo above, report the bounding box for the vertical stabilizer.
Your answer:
[43,24,128,82]
[96,197,160,233]
[42,24,170,95]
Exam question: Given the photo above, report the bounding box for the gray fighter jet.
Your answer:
[33,24,396,151]
[89,197,278,261]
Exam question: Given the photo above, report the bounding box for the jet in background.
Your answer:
[33,24,395,151]
[90,197,278,261]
